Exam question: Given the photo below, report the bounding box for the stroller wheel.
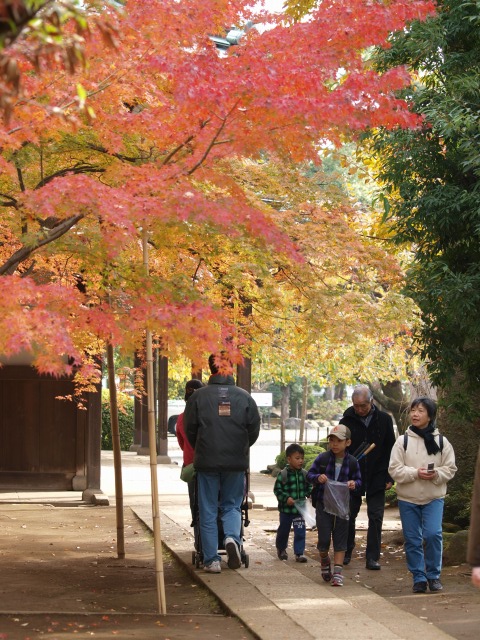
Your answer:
[244,553,249,569]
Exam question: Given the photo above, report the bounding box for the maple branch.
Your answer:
[187,103,240,175]
[0,1,52,49]
[0,214,84,276]
[0,193,17,207]
[35,163,105,190]
[160,119,210,167]
[161,135,195,166]
[192,258,203,283]
[85,142,154,164]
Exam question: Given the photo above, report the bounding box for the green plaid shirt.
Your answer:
[273,465,312,514]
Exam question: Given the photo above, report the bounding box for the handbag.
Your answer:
[180,463,195,483]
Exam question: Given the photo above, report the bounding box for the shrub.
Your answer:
[275,444,326,471]
[385,485,398,507]
[101,388,135,451]
[443,480,473,529]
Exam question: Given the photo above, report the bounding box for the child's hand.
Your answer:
[347,480,355,490]
[286,496,295,506]
[318,474,328,484]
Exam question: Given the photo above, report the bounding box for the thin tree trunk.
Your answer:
[106,340,125,559]
[280,385,290,453]
[299,377,308,443]
[142,228,167,615]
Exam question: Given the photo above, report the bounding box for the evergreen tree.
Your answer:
[366,0,480,517]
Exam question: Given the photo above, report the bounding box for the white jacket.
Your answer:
[388,427,457,505]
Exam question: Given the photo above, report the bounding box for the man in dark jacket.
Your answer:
[340,385,395,570]
[185,353,260,574]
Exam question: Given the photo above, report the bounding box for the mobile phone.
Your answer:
[427,462,434,472]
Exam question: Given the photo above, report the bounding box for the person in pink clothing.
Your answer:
[176,379,204,518]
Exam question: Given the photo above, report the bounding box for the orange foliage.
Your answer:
[0,0,436,389]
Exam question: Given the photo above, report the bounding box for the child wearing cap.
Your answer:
[306,425,362,586]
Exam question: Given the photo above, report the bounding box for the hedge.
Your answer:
[101,389,135,451]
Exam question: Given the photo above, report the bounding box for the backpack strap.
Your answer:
[403,432,443,452]
[348,454,357,477]
[280,467,308,484]
[314,450,356,477]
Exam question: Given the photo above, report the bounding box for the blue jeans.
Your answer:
[197,470,244,566]
[398,498,444,583]
[276,512,306,555]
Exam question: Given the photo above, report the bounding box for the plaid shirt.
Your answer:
[274,465,312,515]
[306,451,362,505]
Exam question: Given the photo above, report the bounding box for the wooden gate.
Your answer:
[0,366,101,491]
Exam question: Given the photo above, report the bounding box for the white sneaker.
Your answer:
[225,537,241,569]
[204,560,221,573]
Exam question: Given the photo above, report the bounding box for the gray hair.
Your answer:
[352,385,373,402]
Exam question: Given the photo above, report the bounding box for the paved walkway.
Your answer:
[1,451,455,640]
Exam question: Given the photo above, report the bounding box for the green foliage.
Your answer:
[385,485,398,507]
[443,480,473,529]
[101,388,134,451]
[275,444,326,471]
[366,0,480,393]
[313,399,349,422]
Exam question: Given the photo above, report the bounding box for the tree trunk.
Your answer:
[280,385,290,453]
[334,383,345,400]
[438,375,480,520]
[299,377,308,443]
[106,341,125,559]
[324,385,334,401]
[368,379,410,434]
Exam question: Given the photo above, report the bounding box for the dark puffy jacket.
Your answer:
[184,374,260,472]
[340,405,395,496]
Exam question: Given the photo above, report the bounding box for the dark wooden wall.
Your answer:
[0,366,100,490]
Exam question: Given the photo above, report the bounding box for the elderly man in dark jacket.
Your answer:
[340,385,395,570]
[185,354,260,574]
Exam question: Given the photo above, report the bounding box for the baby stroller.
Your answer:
[191,471,250,569]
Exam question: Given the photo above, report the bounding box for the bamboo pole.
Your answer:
[106,340,125,559]
[142,228,167,614]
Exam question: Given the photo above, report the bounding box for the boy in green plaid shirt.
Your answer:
[273,443,312,562]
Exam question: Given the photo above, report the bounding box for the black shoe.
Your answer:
[343,553,351,565]
[413,581,428,593]
[277,549,288,561]
[365,559,381,570]
[428,579,443,592]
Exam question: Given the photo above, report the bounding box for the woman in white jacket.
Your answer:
[389,397,457,594]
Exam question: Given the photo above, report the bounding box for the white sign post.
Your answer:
[251,392,273,407]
